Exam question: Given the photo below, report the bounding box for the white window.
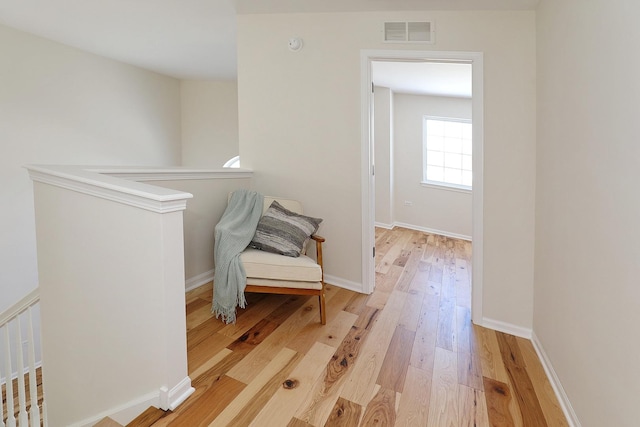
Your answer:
[423,117,472,190]
[223,155,240,168]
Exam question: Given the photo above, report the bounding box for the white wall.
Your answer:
[180,80,240,168]
[153,176,252,289]
[374,86,393,226]
[237,10,536,328]
[31,172,191,425]
[393,93,472,238]
[535,1,640,425]
[0,23,181,312]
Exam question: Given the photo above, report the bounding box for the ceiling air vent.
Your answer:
[383,21,434,44]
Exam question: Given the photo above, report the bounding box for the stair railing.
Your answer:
[0,289,46,427]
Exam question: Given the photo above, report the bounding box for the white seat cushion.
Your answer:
[240,248,322,282]
[246,278,323,290]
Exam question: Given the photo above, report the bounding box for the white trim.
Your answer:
[26,165,193,214]
[72,390,160,427]
[185,269,215,292]
[103,168,252,182]
[324,274,368,294]
[0,288,39,326]
[393,222,471,241]
[361,50,484,322]
[531,332,581,427]
[374,222,394,229]
[481,317,532,339]
[361,51,376,295]
[420,181,472,194]
[159,376,195,411]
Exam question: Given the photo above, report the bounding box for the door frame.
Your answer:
[360,49,484,324]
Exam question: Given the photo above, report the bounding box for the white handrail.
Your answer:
[0,289,39,327]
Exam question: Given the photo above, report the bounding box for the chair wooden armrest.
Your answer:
[311,235,324,272]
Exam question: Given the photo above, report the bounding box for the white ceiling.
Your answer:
[0,0,537,80]
[372,61,472,98]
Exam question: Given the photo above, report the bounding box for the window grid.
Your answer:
[423,117,472,189]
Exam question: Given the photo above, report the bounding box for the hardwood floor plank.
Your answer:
[186,297,209,316]
[375,325,415,392]
[127,406,168,427]
[166,376,245,427]
[458,350,485,391]
[185,283,213,304]
[395,232,427,292]
[407,260,431,294]
[188,333,235,375]
[455,259,471,309]
[396,289,424,332]
[436,295,456,352]
[189,348,233,381]
[458,384,490,427]
[187,317,229,352]
[323,397,362,427]
[496,332,548,427]
[226,295,321,384]
[286,289,355,354]
[475,328,524,426]
[457,307,483,391]
[287,418,314,427]
[359,387,396,427]
[217,293,286,340]
[293,317,372,426]
[483,376,516,427]
[187,303,220,332]
[409,292,439,372]
[475,326,510,383]
[515,337,569,427]
[340,290,407,406]
[343,291,369,316]
[427,347,459,427]
[209,347,301,426]
[249,342,336,426]
[394,365,431,427]
[315,310,359,349]
[376,229,412,274]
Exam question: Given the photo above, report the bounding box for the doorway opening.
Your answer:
[360,50,484,324]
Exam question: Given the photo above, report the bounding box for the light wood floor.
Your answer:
[150,227,568,426]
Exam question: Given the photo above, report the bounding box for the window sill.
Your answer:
[421,181,472,194]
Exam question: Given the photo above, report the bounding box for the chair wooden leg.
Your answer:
[319,292,326,325]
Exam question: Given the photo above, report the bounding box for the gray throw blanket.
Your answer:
[212,190,264,324]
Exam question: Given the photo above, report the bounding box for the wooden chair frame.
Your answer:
[244,234,326,324]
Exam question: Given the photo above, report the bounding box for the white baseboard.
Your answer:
[393,221,472,241]
[73,390,160,427]
[160,376,195,411]
[72,377,194,426]
[481,317,532,339]
[185,269,214,292]
[374,221,394,229]
[531,332,581,427]
[324,274,367,294]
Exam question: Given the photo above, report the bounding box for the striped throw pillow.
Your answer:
[249,200,322,257]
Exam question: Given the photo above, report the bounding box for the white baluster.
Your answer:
[27,307,40,427]
[42,400,48,427]
[15,317,29,426]
[0,327,5,427]
[4,325,16,427]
